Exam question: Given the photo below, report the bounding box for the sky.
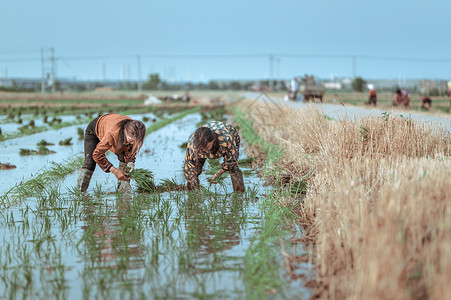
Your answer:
[1,0,451,82]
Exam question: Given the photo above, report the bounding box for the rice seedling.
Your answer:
[0,156,83,206]
[238,157,255,167]
[241,169,254,176]
[128,168,156,193]
[37,139,55,146]
[17,124,29,133]
[0,162,16,170]
[58,137,73,146]
[19,148,38,156]
[77,127,85,140]
[37,145,56,155]
[243,187,298,298]
[204,159,221,175]
[155,178,185,192]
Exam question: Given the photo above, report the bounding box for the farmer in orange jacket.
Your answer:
[77,113,146,192]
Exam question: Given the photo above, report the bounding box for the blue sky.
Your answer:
[1,0,450,82]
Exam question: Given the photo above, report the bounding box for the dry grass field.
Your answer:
[237,99,451,299]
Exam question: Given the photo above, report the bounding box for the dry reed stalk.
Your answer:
[313,158,451,299]
[236,99,451,299]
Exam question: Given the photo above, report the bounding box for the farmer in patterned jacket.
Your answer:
[184,121,245,192]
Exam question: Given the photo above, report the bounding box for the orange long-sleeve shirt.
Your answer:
[93,113,136,172]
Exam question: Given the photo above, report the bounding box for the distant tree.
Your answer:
[71,83,86,92]
[143,73,161,90]
[54,80,61,91]
[120,81,137,90]
[260,80,270,87]
[208,80,220,90]
[229,81,242,90]
[428,88,440,96]
[352,77,366,92]
[158,81,169,90]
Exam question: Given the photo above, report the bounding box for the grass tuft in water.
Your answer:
[238,157,255,167]
[0,162,16,170]
[77,127,84,140]
[58,138,73,146]
[37,139,54,146]
[155,178,185,192]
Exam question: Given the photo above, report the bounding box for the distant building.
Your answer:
[0,79,13,88]
[324,82,342,89]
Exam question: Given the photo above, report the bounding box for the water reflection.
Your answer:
[80,195,146,294]
[183,194,246,275]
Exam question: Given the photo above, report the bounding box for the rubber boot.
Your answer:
[230,169,245,192]
[187,177,200,190]
[77,168,93,192]
[117,161,132,194]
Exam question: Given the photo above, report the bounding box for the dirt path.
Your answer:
[243,91,451,131]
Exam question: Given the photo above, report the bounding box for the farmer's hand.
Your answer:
[126,162,135,173]
[110,166,129,181]
[211,169,225,184]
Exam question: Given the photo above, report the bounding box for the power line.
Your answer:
[1,53,451,63]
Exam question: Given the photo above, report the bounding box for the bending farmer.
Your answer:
[77,113,146,192]
[184,121,245,192]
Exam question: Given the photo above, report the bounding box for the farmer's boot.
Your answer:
[230,169,245,192]
[77,168,93,192]
[186,176,200,191]
[117,161,132,193]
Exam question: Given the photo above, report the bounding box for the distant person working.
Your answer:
[392,88,410,107]
[420,96,432,109]
[367,84,377,106]
[289,77,299,101]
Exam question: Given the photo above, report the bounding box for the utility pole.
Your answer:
[137,55,142,92]
[101,62,105,82]
[352,55,356,78]
[41,48,45,93]
[51,47,55,93]
[269,54,274,89]
[126,65,130,81]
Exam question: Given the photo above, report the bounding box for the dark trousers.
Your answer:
[82,116,125,171]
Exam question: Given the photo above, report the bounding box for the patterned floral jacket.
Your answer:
[184,121,240,181]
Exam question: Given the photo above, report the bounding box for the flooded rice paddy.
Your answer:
[0,110,312,299]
